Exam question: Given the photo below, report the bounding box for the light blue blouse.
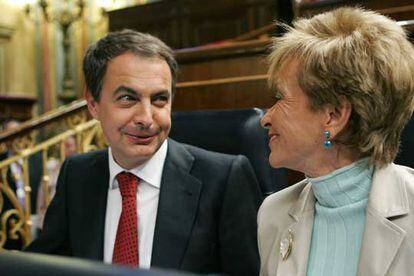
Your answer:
[306,158,373,276]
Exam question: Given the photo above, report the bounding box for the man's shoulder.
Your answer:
[182,143,236,160]
[65,148,108,165]
[170,139,247,161]
[171,142,251,171]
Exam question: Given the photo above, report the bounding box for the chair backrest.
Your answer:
[170,108,289,196]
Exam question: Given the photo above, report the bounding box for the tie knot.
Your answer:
[116,172,138,198]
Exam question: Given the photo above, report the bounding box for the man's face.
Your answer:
[87,52,172,169]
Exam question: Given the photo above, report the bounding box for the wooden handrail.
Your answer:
[0,120,98,168]
[230,23,276,42]
[0,100,87,142]
[177,74,268,89]
[378,4,414,15]
[175,38,271,63]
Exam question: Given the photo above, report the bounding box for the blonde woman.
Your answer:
[258,7,414,276]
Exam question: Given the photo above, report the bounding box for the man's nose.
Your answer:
[133,101,153,128]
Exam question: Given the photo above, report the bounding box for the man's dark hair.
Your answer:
[83,29,178,101]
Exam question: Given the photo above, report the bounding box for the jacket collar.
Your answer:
[151,139,203,269]
[279,163,409,276]
[358,163,409,276]
[288,163,410,219]
[367,163,409,218]
[80,149,110,260]
[273,180,315,275]
[288,179,314,221]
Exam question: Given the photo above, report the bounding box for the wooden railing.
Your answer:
[0,119,105,250]
[0,100,87,155]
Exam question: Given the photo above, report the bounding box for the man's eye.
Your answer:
[152,96,169,106]
[118,95,136,102]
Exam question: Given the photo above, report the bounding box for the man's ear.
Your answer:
[85,87,99,120]
[323,95,352,138]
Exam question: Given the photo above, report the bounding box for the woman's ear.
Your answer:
[323,96,352,138]
[85,87,99,120]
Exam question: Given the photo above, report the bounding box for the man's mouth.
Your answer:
[123,131,159,145]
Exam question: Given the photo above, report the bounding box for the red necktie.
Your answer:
[112,172,139,267]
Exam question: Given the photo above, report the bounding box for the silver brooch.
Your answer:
[280,229,293,261]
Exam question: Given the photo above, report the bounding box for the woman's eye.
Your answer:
[273,92,283,102]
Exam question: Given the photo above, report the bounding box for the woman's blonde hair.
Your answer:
[269,7,414,166]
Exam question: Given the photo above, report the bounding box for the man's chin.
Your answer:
[128,144,162,160]
[116,151,155,169]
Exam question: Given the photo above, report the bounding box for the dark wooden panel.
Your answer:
[172,38,273,111]
[179,54,268,82]
[0,94,36,126]
[176,39,270,81]
[173,78,273,111]
[109,1,182,48]
[109,0,277,49]
[296,0,414,21]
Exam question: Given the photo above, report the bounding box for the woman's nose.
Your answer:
[260,109,272,129]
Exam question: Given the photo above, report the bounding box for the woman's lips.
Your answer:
[268,133,279,145]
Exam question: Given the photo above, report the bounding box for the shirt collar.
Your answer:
[307,157,373,208]
[108,140,168,190]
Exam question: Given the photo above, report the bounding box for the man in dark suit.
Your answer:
[26,30,262,275]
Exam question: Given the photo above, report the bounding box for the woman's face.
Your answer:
[261,59,328,174]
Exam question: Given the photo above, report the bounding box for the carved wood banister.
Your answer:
[0,100,87,141]
[0,100,88,155]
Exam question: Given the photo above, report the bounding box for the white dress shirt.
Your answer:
[104,140,168,268]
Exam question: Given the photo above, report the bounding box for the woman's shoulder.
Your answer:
[390,164,414,193]
[258,179,309,222]
[370,163,414,213]
[375,163,414,187]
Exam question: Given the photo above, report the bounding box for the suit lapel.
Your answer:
[151,139,202,268]
[78,150,109,260]
[357,208,406,276]
[357,164,409,276]
[277,182,314,276]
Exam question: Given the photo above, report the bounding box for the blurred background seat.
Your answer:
[170,108,289,196]
[395,115,414,168]
[0,251,195,276]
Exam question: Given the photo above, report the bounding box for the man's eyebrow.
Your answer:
[151,90,171,98]
[113,85,138,96]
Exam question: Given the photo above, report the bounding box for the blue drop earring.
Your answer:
[323,130,332,149]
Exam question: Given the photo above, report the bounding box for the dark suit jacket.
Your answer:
[26,139,262,275]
